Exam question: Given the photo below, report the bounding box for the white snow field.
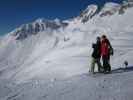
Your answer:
[0,2,133,100]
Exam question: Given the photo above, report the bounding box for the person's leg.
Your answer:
[96,58,102,72]
[102,56,108,73]
[108,63,111,72]
[90,58,96,74]
[107,56,111,72]
[103,56,111,73]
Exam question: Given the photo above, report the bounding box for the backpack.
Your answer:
[109,47,114,56]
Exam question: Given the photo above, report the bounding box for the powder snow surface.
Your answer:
[0,5,133,100]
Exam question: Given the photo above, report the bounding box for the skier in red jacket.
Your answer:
[101,35,113,73]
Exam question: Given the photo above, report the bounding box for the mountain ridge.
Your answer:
[8,1,133,40]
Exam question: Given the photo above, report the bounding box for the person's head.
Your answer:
[96,36,100,42]
[101,35,107,40]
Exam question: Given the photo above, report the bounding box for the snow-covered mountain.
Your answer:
[0,1,133,100]
[7,1,133,41]
[9,4,99,40]
[78,4,98,23]
[99,2,121,17]
[10,18,68,40]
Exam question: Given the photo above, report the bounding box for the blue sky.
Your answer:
[0,0,124,35]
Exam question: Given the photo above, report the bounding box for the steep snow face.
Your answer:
[127,0,133,3]
[79,5,98,23]
[99,2,121,17]
[10,18,68,40]
[118,1,133,15]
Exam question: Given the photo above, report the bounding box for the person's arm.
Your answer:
[92,43,96,48]
[107,39,112,49]
[107,39,114,55]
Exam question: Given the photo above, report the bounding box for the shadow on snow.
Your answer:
[112,66,133,74]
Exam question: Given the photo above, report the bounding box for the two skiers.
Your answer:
[90,35,113,74]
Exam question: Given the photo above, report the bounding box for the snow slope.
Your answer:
[1,70,133,100]
[79,4,98,23]
[99,2,121,17]
[0,2,133,100]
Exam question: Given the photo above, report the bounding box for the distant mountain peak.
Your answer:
[9,1,133,40]
[99,2,121,17]
[99,1,133,17]
[10,18,68,40]
[79,4,98,23]
[35,18,45,23]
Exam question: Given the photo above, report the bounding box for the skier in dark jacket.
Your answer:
[101,35,113,73]
[90,36,102,74]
